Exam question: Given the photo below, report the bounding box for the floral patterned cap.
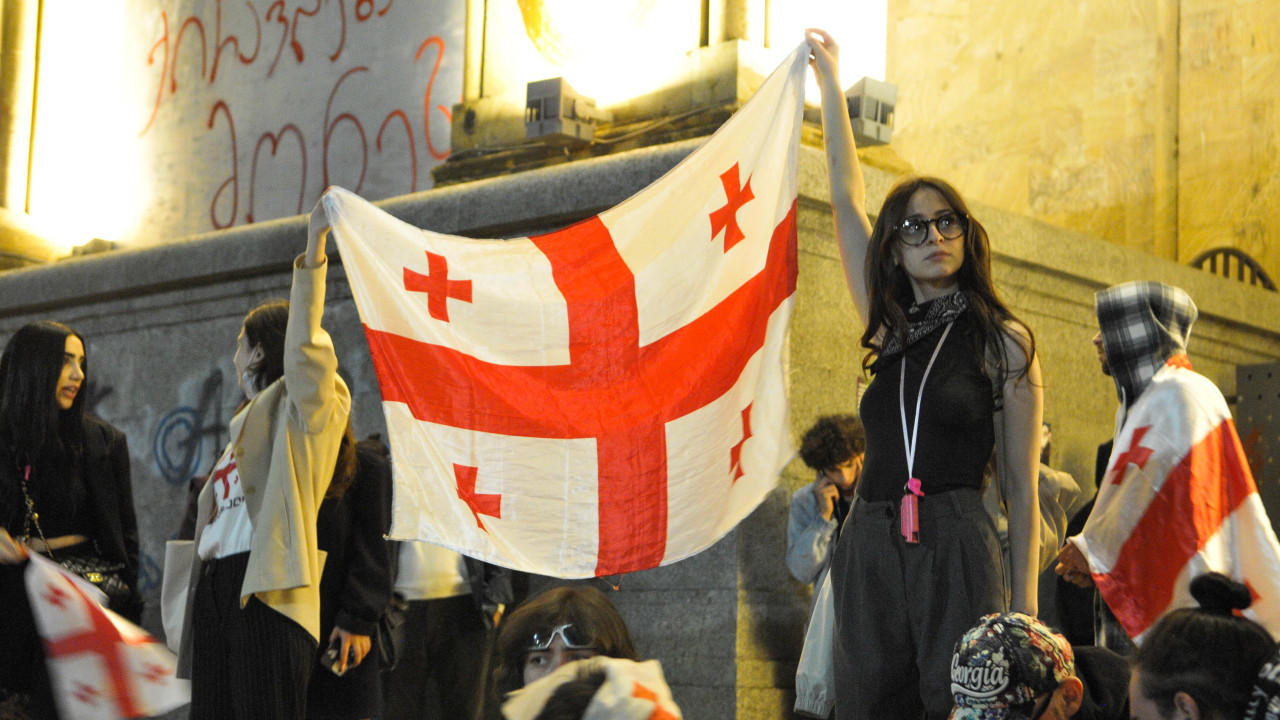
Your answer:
[948,612,1075,720]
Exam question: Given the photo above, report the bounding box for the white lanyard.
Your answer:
[898,321,955,487]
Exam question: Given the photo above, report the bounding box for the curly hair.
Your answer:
[798,414,865,472]
[1133,572,1275,719]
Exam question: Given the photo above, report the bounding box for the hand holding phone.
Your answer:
[322,642,354,676]
[321,626,372,676]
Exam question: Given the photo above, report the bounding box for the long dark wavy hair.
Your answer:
[240,299,356,493]
[861,176,1036,390]
[493,584,640,699]
[1133,572,1275,719]
[0,321,87,463]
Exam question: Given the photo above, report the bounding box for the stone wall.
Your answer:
[884,0,1280,289]
[5,140,1280,719]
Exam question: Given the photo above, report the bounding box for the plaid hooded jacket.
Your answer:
[1095,281,1197,408]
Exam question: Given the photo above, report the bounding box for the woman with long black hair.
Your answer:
[0,320,141,719]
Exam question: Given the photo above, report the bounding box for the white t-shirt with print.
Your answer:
[197,446,253,560]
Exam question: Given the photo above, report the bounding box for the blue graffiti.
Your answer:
[136,549,164,594]
[152,369,229,485]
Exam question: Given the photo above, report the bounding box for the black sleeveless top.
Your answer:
[857,305,995,502]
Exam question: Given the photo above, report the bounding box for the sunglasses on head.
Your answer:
[527,623,595,651]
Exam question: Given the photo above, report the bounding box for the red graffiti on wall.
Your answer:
[136,0,453,232]
[416,36,452,162]
[207,100,239,229]
[213,1,260,82]
[248,124,306,223]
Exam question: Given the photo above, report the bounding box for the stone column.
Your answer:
[0,0,39,211]
[705,0,766,45]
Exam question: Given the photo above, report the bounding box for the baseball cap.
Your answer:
[949,612,1075,720]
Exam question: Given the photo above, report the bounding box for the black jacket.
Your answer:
[316,439,395,638]
[0,414,141,622]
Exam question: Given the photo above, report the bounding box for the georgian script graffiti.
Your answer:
[152,368,229,485]
[136,0,457,233]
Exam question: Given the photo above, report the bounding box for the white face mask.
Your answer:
[241,370,257,399]
[233,327,263,400]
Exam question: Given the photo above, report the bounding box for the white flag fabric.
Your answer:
[324,44,808,578]
[1076,357,1280,641]
[24,553,190,719]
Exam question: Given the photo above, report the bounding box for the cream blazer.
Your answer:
[170,256,351,676]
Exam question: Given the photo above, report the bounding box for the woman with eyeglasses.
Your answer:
[492,585,639,701]
[808,28,1044,720]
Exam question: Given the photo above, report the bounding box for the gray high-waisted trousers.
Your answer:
[830,488,1006,720]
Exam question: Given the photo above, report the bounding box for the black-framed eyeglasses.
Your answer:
[895,212,967,246]
[528,623,595,651]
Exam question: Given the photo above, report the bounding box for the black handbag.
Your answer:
[55,553,131,607]
[18,464,133,612]
[378,592,409,672]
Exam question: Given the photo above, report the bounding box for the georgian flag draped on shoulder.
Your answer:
[1077,357,1280,641]
[323,45,808,578]
[24,554,190,719]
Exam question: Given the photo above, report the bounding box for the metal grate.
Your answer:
[1190,247,1277,291]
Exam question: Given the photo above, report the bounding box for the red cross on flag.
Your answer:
[323,44,808,578]
[1075,357,1280,641]
[24,554,189,719]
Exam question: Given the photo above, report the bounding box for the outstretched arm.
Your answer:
[998,323,1043,615]
[284,194,349,433]
[809,28,874,326]
[304,196,330,270]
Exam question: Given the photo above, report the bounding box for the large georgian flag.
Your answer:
[323,45,808,578]
[1077,357,1280,641]
[24,554,190,719]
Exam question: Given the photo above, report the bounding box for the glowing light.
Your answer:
[768,0,887,101]
[500,0,701,107]
[27,3,140,255]
[497,0,887,109]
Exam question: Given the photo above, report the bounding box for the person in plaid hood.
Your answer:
[1090,281,1197,409]
[1056,281,1280,645]
[949,613,1129,720]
